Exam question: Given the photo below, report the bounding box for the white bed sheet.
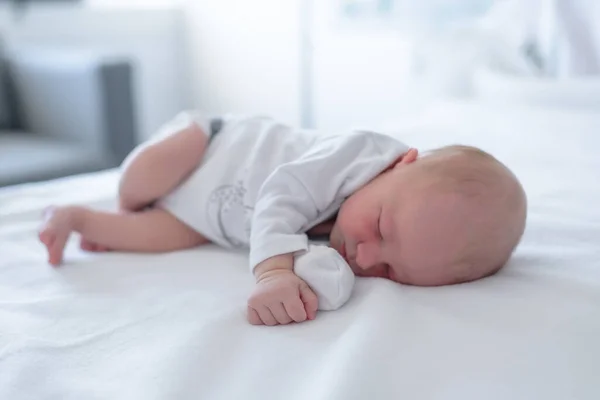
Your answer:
[1,101,599,400]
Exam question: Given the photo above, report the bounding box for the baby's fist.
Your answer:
[247,270,318,326]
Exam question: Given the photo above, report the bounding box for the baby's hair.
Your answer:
[421,145,527,283]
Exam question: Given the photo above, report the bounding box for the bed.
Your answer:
[1,100,599,400]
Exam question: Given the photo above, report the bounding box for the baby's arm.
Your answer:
[247,133,407,325]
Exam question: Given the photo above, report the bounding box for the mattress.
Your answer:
[1,101,599,400]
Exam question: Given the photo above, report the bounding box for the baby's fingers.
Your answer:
[270,303,293,325]
[257,306,278,326]
[247,307,263,325]
[300,283,319,320]
[247,306,278,326]
[283,297,308,323]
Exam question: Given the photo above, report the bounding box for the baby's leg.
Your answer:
[80,116,211,253]
[118,116,210,212]
[39,205,207,266]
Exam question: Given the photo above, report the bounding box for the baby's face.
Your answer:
[329,155,470,286]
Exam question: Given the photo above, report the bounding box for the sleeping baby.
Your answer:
[39,111,527,326]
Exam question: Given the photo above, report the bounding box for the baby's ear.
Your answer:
[393,148,419,169]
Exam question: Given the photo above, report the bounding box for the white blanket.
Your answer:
[1,101,599,400]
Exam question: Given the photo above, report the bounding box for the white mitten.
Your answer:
[294,244,355,311]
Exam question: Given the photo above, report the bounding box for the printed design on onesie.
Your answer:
[206,180,253,248]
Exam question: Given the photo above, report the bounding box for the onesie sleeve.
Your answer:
[248,130,409,272]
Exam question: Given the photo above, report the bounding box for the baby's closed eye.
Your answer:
[376,210,384,240]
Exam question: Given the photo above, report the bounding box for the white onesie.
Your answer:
[157,111,409,310]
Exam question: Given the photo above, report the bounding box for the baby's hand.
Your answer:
[247,269,318,326]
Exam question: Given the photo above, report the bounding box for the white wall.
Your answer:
[184,0,302,126]
[0,3,189,142]
[311,2,416,131]
[5,1,596,143]
[0,1,423,138]
[183,0,418,131]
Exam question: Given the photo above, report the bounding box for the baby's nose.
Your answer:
[355,242,380,270]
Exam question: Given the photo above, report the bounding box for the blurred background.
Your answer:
[0,0,599,187]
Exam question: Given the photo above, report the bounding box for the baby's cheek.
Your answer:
[333,211,350,237]
[338,206,363,233]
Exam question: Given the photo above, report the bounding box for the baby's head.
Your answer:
[329,145,527,286]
